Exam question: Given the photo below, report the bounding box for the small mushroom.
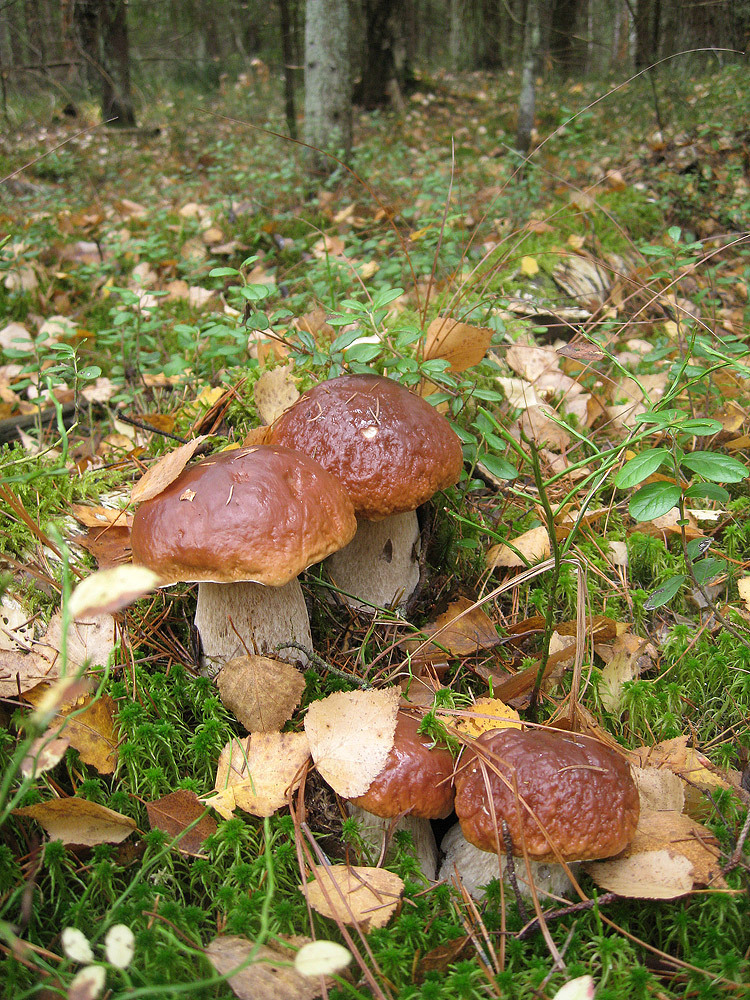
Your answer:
[346,711,455,879]
[444,727,639,900]
[269,373,463,610]
[130,445,356,673]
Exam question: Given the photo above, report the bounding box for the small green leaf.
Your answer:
[209,267,239,277]
[480,454,518,482]
[614,448,670,489]
[330,329,365,353]
[645,575,686,610]
[692,557,726,585]
[683,482,730,503]
[371,287,404,309]
[629,482,682,521]
[679,418,722,436]
[78,366,101,380]
[344,342,381,363]
[680,452,749,483]
[687,538,712,560]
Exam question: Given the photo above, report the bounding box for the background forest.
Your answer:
[0,1,749,1000]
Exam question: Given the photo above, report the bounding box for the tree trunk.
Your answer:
[516,0,541,155]
[73,0,100,90]
[278,0,297,138]
[100,0,135,126]
[304,0,352,174]
[549,0,581,74]
[359,0,397,109]
[449,0,465,70]
[634,0,659,69]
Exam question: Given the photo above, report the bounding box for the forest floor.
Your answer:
[0,63,749,999]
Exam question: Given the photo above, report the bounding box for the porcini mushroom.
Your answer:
[347,711,455,879]
[268,373,463,610]
[130,445,356,673]
[442,727,639,900]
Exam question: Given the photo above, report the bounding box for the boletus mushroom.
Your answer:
[130,444,356,673]
[269,373,463,611]
[442,727,639,900]
[347,710,455,879]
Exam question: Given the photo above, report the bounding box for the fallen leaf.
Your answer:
[553,976,596,1000]
[451,697,521,737]
[599,634,650,714]
[294,940,351,977]
[22,682,118,774]
[304,688,399,798]
[207,935,329,1000]
[632,766,685,813]
[401,596,500,659]
[423,317,493,373]
[209,731,310,818]
[622,808,725,888]
[241,425,274,447]
[584,849,693,899]
[14,798,135,846]
[738,576,750,612]
[486,525,550,569]
[71,504,132,529]
[506,343,559,383]
[131,435,208,503]
[496,377,541,410]
[517,404,571,450]
[217,655,306,732]
[303,864,403,930]
[45,612,119,669]
[67,565,160,619]
[520,256,539,276]
[75,525,132,568]
[20,733,70,778]
[146,789,217,856]
[254,364,300,425]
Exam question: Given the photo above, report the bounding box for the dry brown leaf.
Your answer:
[20,733,70,778]
[303,864,403,931]
[23,682,118,774]
[496,377,541,410]
[131,435,208,503]
[451,697,521,737]
[209,731,310,818]
[585,849,693,899]
[623,808,726,888]
[0,639,60,698]
[486,526,550,569]
[599,634,650,715]
[423,317,493,373]
[632,766,685,813]
[517,404,571,450]
[217,655,306,732]
[76,525,132,568]
[241,425,274,447]
[295,308,335,344]
[254,364,299,425]
[737,576,750,612]
[506,343,559,383]
[14,798,135,846]
[207,935,328,1000]
[304,688,399,798]
[401,596,500,659]
[628,736,740,819]
[70,505,133,529]
[146,789,217,856]
[45,612,119,670]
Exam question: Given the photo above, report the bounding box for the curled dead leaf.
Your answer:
[303,864,404,930]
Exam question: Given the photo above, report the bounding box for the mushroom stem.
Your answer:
[438,823,578,902]
[326,512,420,611]
[347,804,438,880]
[195,579,312,675]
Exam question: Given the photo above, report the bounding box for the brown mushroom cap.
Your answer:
[455,728,639,861]
[130,445,357,587]
[350,712,456,819]
[268,374,463,520]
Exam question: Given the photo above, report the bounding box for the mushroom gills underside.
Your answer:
[195,579,312,675]
[326,512,420,612]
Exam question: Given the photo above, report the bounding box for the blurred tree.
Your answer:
[516,0,542,154]
[304,0,351,172]
[74,0,135,125]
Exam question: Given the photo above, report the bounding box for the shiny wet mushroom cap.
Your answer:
[269,373,463,609]
[130,445,356,671]
[454,727,639,861]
